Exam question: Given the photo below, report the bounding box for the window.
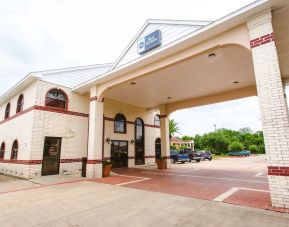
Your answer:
[45,89,68,110]
[0,142,5,159]
[11,140,18,160]
[154,114,160,126]
[4,103,10,119]
[114,113,126,133]
[16,94,24,113]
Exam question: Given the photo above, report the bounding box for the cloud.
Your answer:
[170,97,262,136]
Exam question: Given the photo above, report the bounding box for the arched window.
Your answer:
[11,140,18,160]
[114,113,126,133]
[16,94,24,113]
[154,114,160,126]
[155,138,161,160]
[45,89,68,110]
[0,142,5,159]
[4,103,10,119]
[135,118,145,165]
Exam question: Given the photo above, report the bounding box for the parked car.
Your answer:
[180,149,201,162]
[194,150,212,161]
[170,150,190,163]
[227,150,251,157]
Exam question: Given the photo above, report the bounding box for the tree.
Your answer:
[181,135,193,141]
[169,119,180,139]
[248,144,258,154]
[201,132,229,154]
[229,141,244,151]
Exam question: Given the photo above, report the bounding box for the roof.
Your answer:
[171,137,193,143]
[0,63,112,105]
[110,19,211,70]
[74,0,281,93]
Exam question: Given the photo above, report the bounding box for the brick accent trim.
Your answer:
[0,105,88,125]
[145,155,156,159]
[104,116,160,129]
[268,166,289,176]
[0,158,83,165]
[87,159,103,164]
[159,114,167,119]
[163,156,171,160]
[90,96,97,102]
[250,33,275,48]
[128,156,135,159]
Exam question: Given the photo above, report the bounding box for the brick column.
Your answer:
[160,104,171,168]
[248,9,289,208]
[86,87,104,178]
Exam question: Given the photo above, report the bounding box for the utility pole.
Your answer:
[213,124,217,132]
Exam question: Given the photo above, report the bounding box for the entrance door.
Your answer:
[135,118,145,165]
[41,137,62,176]
[111,141,128,168]
[155,138,161,160]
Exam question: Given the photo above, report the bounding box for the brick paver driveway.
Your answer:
[94,155,288,213]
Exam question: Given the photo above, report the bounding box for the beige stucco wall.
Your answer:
[103,98,160,166]
[0,80,90,178]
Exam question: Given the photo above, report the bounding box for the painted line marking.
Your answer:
[254,172,264,177]
[213,187,270,202]
[161,169,199,173]
[116,177,151,186]
[213,187,239,202]
[141,171,268,184]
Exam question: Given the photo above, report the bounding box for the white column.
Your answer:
[248,9,289,208]
[86,87,104,178]
[160,104,171,168]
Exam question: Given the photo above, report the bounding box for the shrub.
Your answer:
[229,142,244,151]
[248,145,258,154]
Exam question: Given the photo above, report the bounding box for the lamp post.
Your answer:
[213,124,217,132]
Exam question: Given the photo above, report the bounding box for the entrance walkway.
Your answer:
[92,155,289,213]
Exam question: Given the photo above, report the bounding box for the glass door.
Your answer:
[111,141,128,168]
[41,137,62,176]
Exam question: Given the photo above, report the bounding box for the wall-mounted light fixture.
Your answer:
[130,139,135,144]
[106,137,111,144]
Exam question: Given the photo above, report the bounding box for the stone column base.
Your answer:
[86,163,103,178]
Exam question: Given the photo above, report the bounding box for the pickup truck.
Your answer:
[181,149,201,162]
[170,150,190,163]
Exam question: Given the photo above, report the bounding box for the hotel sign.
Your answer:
[137,30,162,55]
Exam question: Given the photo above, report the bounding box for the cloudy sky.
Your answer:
[0,0,263,135]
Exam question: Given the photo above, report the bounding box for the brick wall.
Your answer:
[247,9,289,208]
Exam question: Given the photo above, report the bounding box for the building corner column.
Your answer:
[160,104,171,168]
[86,87,104,178]
[247,9,289,208]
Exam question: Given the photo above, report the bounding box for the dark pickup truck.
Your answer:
[170,150,190,163]
[181,149,201,162]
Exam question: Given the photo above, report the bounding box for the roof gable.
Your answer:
[39,63,112,88]
[111,19,211,70]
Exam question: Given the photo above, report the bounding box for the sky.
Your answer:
[0,0,263,136]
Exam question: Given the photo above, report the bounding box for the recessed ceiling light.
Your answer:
[233,81,240,84]
[208,53,216,58]
[167,96,172,100]
[130,82,136,85]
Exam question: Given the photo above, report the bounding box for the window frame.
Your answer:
[114,113,127,134]
[154,114,160,126]
[45,88,68,110]
[10,140,18,160]
[0,142,5,159]
[4,102,10,119]
[16,94,24,113]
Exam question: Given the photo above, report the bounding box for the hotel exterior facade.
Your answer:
[0,0,289,208]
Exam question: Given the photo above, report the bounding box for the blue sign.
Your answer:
[137,30,162,55]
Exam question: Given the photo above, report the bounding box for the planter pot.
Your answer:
[103,164,112,177]
[156,160,166,169]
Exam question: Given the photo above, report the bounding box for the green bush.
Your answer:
[248,144,258,154]
[257,144,265,154]
[229,142,244,151]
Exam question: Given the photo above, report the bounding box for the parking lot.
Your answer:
[95,155,280,211]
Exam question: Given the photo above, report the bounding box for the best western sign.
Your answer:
[137,30,162,55]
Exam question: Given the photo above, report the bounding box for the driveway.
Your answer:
[0,155,289,226]
[97,155,280,211]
